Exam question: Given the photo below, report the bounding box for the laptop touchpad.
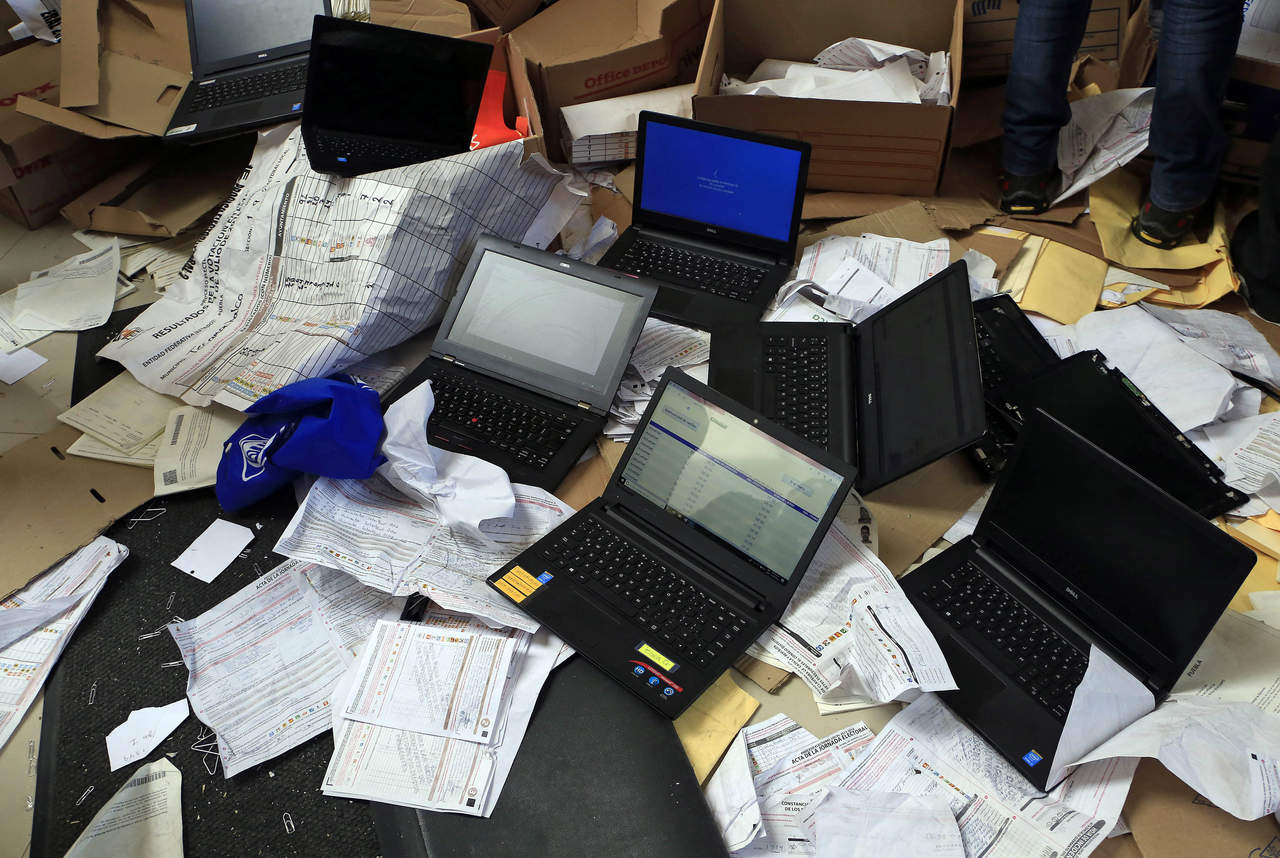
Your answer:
[938,636,1007,706]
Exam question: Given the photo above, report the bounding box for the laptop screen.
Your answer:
[636,120,803,244]
[307,23,491,143]
[189,0,325,68]
[983,413,1250,686]
[618,381,844,581]
[443,249,648,404]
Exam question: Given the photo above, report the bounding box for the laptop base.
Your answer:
[166,57,308,143]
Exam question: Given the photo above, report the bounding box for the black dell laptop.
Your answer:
[968,294,1244,517]
[302,16,493,176]
[902,410,1254,790]
[487,368,856,717]
[419,235,656,491]
[708,261,986,494]
[165,0,330,142]
[598,112,810,330]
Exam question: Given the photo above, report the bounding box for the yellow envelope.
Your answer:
[1017,240,1106,323]
[1142,258,1239,309]
[674,671,759,783]
[1251,510,1280,532]
[1091,170,1226,270]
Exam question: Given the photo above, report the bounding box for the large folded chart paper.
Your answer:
[99,125,562,409]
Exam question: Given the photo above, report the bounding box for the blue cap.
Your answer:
[216,375,386,512]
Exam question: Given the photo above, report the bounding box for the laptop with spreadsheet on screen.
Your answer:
[487,368,856,717]
[417,235,656,492]
[598,112,809,331]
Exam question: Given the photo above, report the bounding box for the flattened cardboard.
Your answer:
[373,0,475,35]
[801,201,965,262]
[80,51,187,136]
[1125,760,1280,858]
[15,95,146,140]
[510,0,712,159]
[693,0,962,196]
[964,0,1127,80]
[0,423,154,602]
[61,135,251,237]
[60,0,101,108]
[468,0,542,31]
[867,452,987,576]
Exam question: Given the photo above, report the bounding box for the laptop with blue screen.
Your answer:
[599,112,810,330]
[487,367,855,717]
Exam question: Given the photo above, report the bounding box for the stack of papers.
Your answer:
[705,713,876,853]
[0,537,128,752]
[771,233,951,323]
[560,83,695,164]
[323,610,564,816]
[76,228,205,294]
[167,559,403,777]
[0,242,121,350]
[605,318,710,440]
[749,517,957,712]
[58,371,180,468]
[722,37,950,107]
[276,474,573,632]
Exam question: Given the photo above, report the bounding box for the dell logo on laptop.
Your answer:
[1065,586,1080,599]
[705,227,717,234]
[258,52,269,58]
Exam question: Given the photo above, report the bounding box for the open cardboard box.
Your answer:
[373,0,476,35]
[0,39,135,228]
[692,0,962,196]
[508,0,712,159]
[463,27,548,158]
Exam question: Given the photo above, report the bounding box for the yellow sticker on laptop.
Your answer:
[637,643,675,672]
[508,566,543,594]
[493,578,526,603]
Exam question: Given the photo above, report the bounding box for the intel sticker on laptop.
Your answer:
[1022,750,1043,767]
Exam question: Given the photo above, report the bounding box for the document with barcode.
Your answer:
[152,404,245,496]
[64,759,182,858]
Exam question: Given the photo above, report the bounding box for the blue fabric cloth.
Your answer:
[216,375,386,512]
[1002,0,1244,211]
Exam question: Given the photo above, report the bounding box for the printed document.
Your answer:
[153,405,245,495]
[97,126,562,409]
[67,433,159,468]
[64,759,182,858]
[838,694,1135,858]
[1055,88,1154,204]
[13,241,119,331]
[341,619,517,744]
[57,370,178,455]
[0,537,126,752]
[753,517,956,706]
[168,560,349,777]
[800,790,964,858]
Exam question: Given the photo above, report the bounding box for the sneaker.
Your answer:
[1131,200,1198,249]
[998,166,1060,215]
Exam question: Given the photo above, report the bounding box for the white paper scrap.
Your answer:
[64,759,183,858]
[804,789,965,858]
[14,241,120,332]
[0,347,46,384]
[171,519,254,583]
[1055,88,1154,204]
[106,699,189,772]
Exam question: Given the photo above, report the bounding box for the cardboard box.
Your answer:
[0,40,133,228]
[17,0,192,139]
[61,135,252,237]
[964,0,1127,79]
[463,27,547,158]
[373,0,476,35]
[692,0,962,196]
[509,0,712,159]
[468,0,544,31]
[1222,54,1280,183]
[1125,760,1280,858]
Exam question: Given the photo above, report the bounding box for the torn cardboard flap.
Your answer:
[373,0,475,35]
[801,200,966,261]
[16,95,147,141]
[60,0,102,109]
[62,135,252,237]
[0,423,154,602]
[81,51,188,137]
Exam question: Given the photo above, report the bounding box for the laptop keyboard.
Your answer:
[189,61,308,112]
[311,133,445,166]
[764,335,829,446]
[921,560,1088,720]
[614,240,767,301]
[546,517,750,669]
[426,368,582,471]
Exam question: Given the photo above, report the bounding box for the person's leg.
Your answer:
[1001,0,1094,177]
[1146,0,1244,212]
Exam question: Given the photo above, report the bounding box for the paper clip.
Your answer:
[282,813,295,834]
[87,681,97,705]
[126,507,167,530]
[192,729,221,776]
[75,786,93,806]
[165,592,175,611]
[138,624,167,641]
[160,660,183,669]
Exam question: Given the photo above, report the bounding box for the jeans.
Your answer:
[1002,0,1244,211]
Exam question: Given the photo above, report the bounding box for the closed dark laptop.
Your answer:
[970,295,1243,517]
[165,0,330,142]
[902,410,1254,790]
[599,112,809,330]
[419,236,656,492]
[302,16,492,176]
[487,368,855,717]
[709,260,986,493]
